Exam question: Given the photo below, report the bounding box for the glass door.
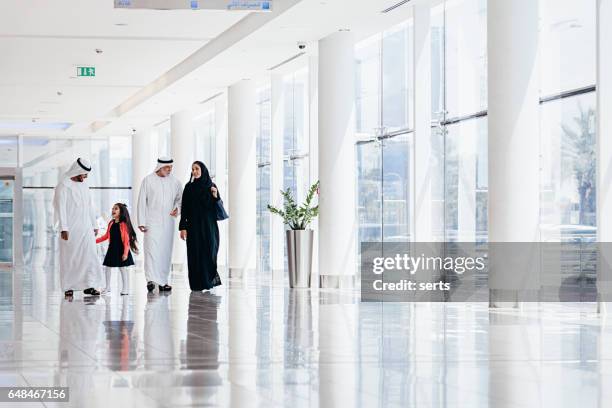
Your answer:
[0,177,15,266]
[356,20,414,248]
[431,0,488,243]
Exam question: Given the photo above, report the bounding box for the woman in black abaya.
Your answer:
[179,161,222,291]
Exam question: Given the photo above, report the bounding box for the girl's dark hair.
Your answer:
[115,203,138,254]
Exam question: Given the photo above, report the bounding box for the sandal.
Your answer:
[64,290,74,298]
[159,284,172,292]
[147,281,156,292]
[83,288,100,296]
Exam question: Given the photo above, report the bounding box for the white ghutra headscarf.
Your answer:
[154,156,174,172]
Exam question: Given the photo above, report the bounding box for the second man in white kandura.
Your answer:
[137,157,183,293]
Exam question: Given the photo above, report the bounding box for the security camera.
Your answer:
[297,42,307,50]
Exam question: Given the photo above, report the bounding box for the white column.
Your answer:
[131,129,156,210]
[228,80,257,278]
[318,31,356,288]
[171,110,194,269]
[413,3,434,242]
[488,0,540,301]
[171,110,195,183]
[270,73,286,279]
[132,129,157,263]
[214,95,229,270]
[597,0,612,307]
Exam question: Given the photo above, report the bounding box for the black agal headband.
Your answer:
[77,158,91,172]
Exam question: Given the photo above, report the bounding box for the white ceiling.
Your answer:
[0,0,415,141]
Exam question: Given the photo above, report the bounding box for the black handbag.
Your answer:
[215,199,229,221]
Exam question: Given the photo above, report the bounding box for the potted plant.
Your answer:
[268,181,319,288]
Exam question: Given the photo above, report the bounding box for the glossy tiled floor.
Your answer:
[1,258,612,407]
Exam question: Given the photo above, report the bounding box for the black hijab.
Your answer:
[190,161,213,190]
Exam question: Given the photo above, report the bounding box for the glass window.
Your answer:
[355,35,381,138]
[283,69,309,202]
[432,0,488,243]
[0,179,14,264]
[431,4,445,120]
[0,136,18,167]
[357,141,382,243]
[382,134,413,241]
[444,0,487,118]
[540,93,596,241]
[256,86,272,273]
[443,117,488,242]
[430,127,446,241]
[539,0,596,242]
[355,19,414,247]
[382,22,414,132]
[540,0,596,96]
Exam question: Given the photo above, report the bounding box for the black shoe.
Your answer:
[83,288,100,296]
[147,281,155,292]
[159,284,172,292]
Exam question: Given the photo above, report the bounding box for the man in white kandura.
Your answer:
[137,157,183,293]
[53,158,103,298]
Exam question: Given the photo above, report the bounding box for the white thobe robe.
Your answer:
[137,173,182,285]
[53,179,103,291]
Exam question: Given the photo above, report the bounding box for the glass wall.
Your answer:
[431,0,488,243]
[539,0,596,242]
[355,20,414,244]
[256,86,272,273]
[444,118,488,242]
[283,69,310,202]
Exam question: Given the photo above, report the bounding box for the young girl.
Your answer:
[96,203,138,295]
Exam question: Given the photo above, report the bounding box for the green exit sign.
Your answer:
[77,66,96,77]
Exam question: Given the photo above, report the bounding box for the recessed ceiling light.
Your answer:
[115,23,128,26]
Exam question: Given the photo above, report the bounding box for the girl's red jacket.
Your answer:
[96,220,130,259]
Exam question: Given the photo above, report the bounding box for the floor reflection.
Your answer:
[184,291,221,371]
[59,297,103,407]
[144,292,175,371]
[0,263,610,407]
[103,295,137,371]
